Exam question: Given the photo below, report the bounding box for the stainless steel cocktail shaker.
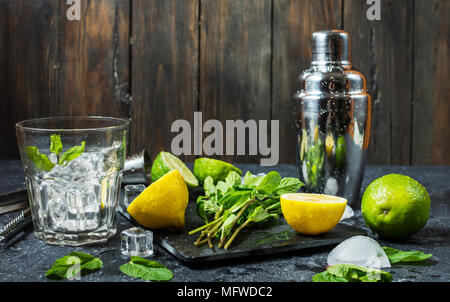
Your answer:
[294,30,371,207]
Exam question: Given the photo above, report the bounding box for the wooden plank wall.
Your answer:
[0,0,448,165]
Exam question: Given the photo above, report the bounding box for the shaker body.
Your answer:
[295,30,371,207]
[295,84,370,207]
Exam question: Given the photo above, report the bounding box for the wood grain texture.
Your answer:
[344,0,414,165]
[52,0,130,118]
[130,0,198,161]
[199,0,271,163]
[412,0,450,165]
[0,0,448,166]
[272,0,342,164]
[0,0,59,158]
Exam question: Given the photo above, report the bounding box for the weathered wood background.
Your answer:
[0,0,448,165]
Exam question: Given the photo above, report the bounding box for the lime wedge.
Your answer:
[150,151,199,189]
[193,158,242,184]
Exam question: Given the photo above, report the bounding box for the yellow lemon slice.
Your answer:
[127,170,189,229]
[280,193,347,235]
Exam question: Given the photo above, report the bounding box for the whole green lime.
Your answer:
[361,174,430,239]
[193,158,242,184]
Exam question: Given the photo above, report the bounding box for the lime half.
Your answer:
[193,158,242,184]
[151,151,199,189]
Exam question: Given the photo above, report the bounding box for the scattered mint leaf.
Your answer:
[50,134,63,156]
[59,141,86,165]
[382,247,432,264]
[26,146,55,171]
[313,263,393,282]
[45,252,103,280]
[273,177,304,195]
[119,257,173,281]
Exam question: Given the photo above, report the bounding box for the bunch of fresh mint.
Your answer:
[189,170,304,249]
[26,134,85,171]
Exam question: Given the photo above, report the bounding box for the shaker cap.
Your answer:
[311,30,351,66]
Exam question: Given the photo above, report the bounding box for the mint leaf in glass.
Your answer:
[382,247,432,264]
[50,134,63,156]
[26,146,55,171]
[119,257,173,281]
[59,141,86,165]
[45,252,103,280]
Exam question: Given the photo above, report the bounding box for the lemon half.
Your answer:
[127,169,189,229]
[281,193,347,235]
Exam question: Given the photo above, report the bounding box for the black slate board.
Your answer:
[119,196,366,265]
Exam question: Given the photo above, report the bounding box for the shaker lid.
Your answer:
[311,30,351,66]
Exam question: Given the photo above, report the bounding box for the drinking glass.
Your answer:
[16,116,129,246]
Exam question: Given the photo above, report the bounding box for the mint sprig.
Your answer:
[26,135,85,171]
[190,170,304,249]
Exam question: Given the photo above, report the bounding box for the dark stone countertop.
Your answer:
[0,161,449,282]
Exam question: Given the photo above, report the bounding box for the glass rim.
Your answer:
[15,116,129,133]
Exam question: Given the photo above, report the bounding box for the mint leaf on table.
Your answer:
[58,141,86,165]
[119,257,173,281]
[45,252,103,280]
[382,247,432,264]
[313,264,393,282]
[26,146,55,171]
[50,134,63,156]
[312,271,350,282]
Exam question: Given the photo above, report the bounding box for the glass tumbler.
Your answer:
[16,116,129,246]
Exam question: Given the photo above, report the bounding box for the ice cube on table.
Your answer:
[327,235,391,268]
[121,227,154,257]
[123,184,147,208]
